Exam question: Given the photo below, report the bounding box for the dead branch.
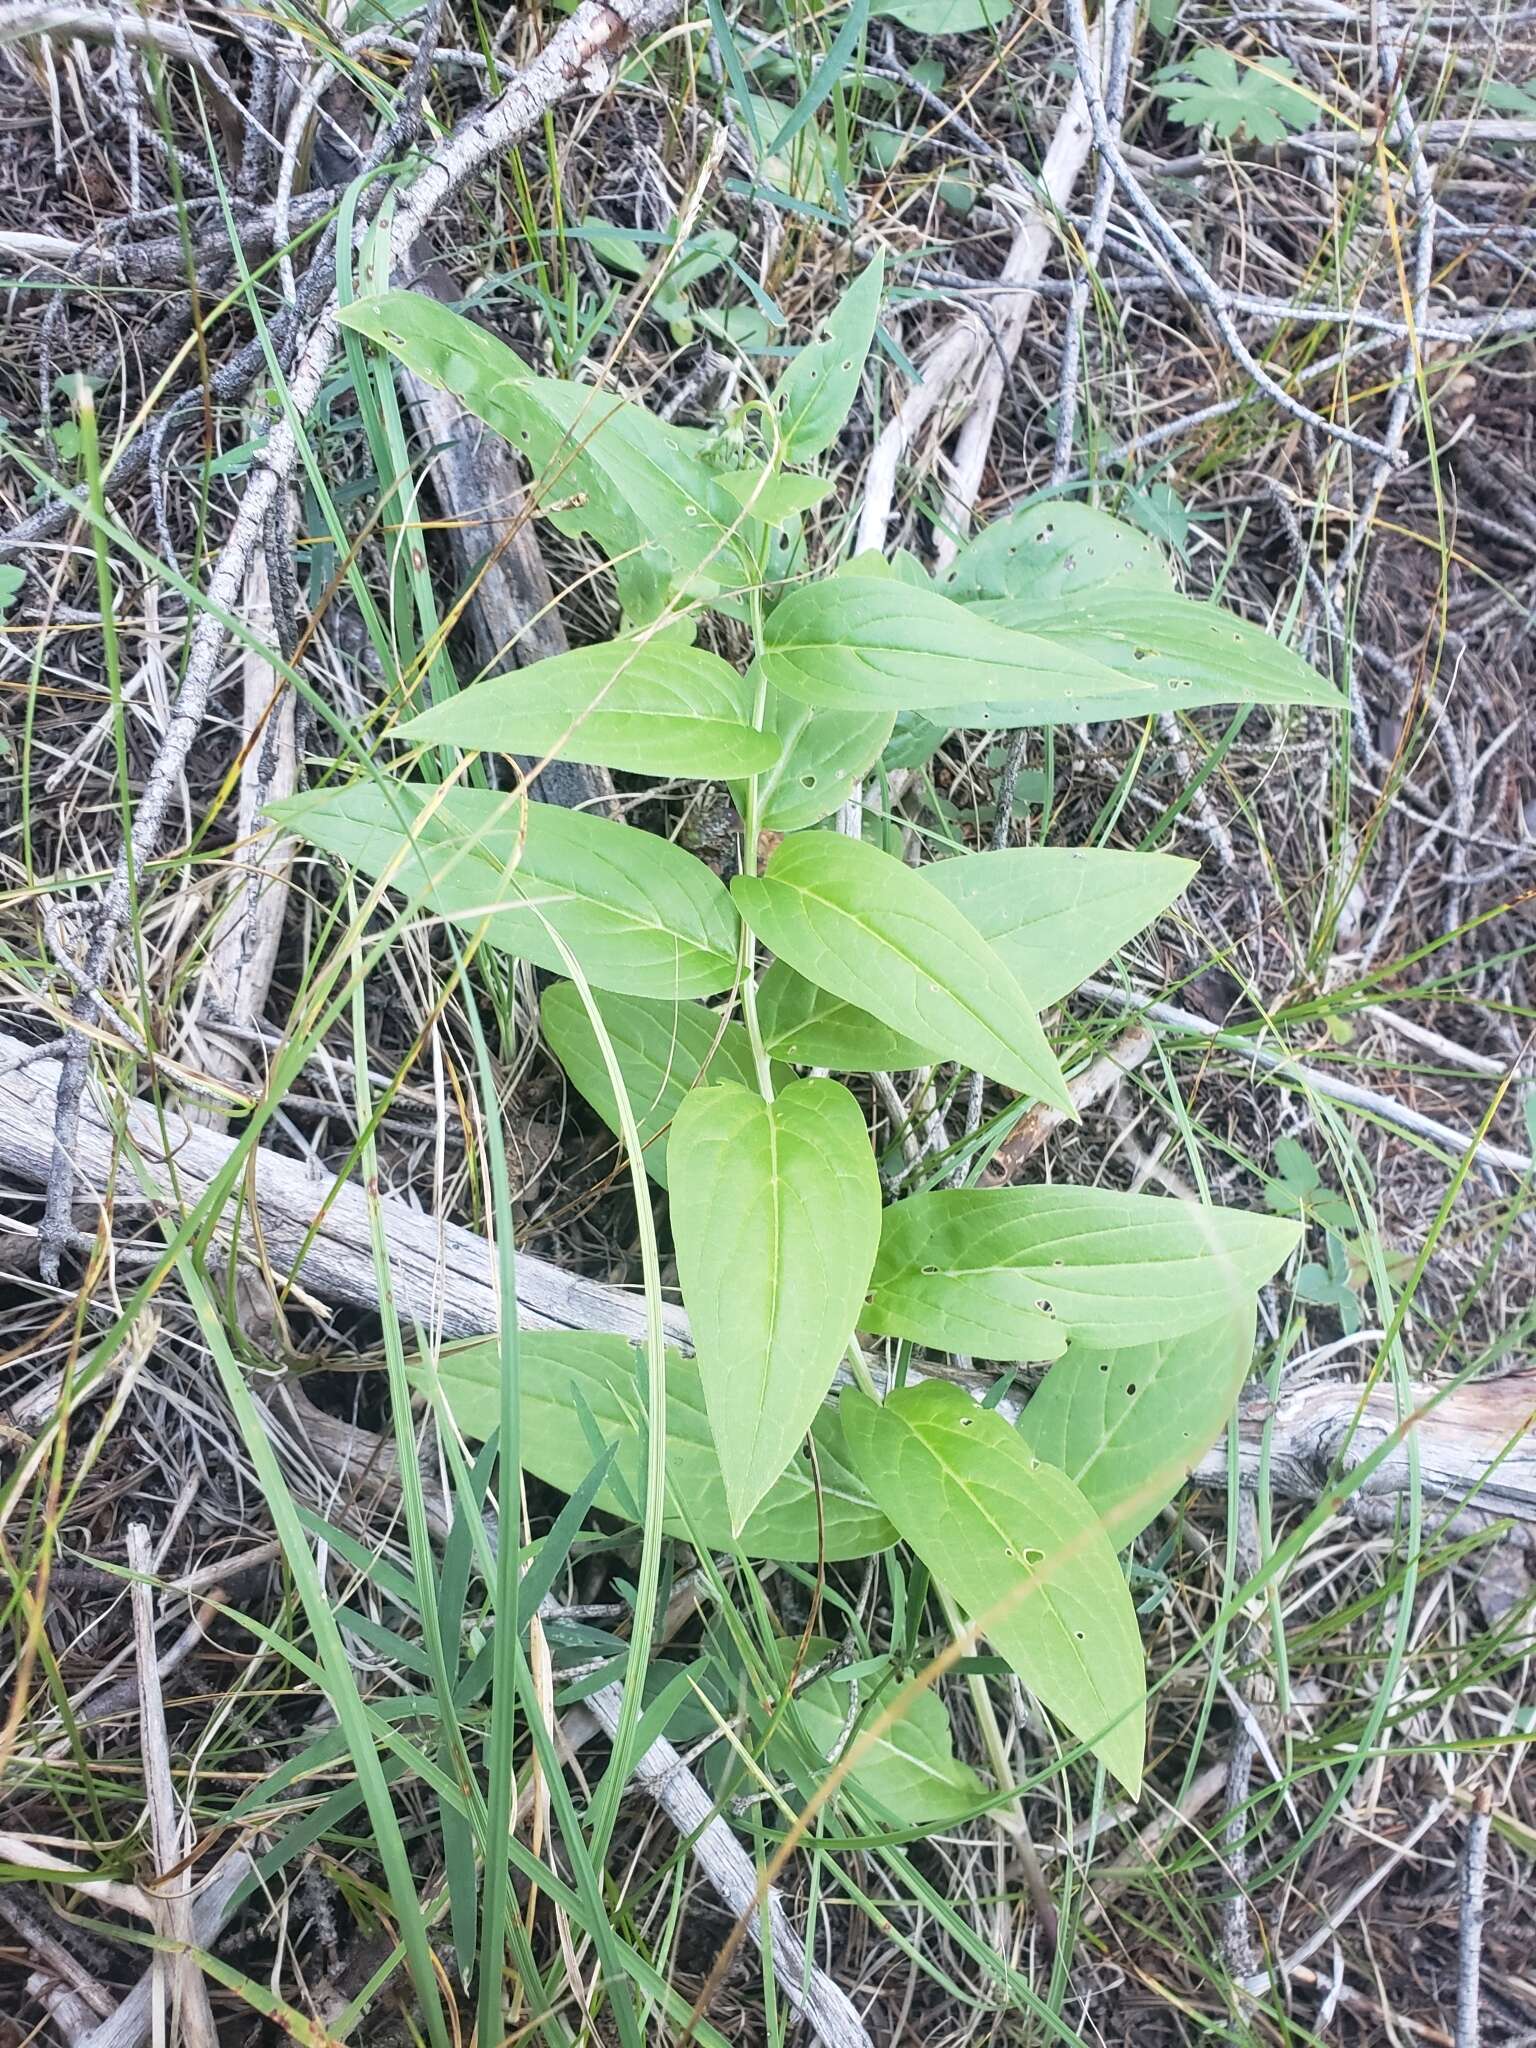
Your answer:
[1078,980,1533,1180]
[78,1852,254,2048]
[125,1523,218,2048]
[983,1022,1155,1181]
[177,549,298,1121]
[0,2,245,140]
[856,22,1104,562]
[0,1023,688,1350]
[582,1684,872,2048]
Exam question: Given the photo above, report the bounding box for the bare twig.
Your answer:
[0,193,338,285]
[1059,0,1397,466]
[1327,4,1440,600]
[0,1,245,139]
[0,1835,156,1922]
[69,1594,221,1735]
[1076,979,1532,1179]
[984,1022,1155,1180]
[277,1394,869,2046]
[841,14,1105,847]
[856,22,1105,565]
[178,547,298,1121]
[1218,1502,1267,1980]
[0,1021,690,1349]
[396,267,617,815]
[1083,1759,1228,1925]
[581,1686,872,2048]
[1241,1802,1451,1996]
[0,1889,115,2031]
[929,19,1106,571]
[79,1853,254,2048]
[1049,0,1134,484]
[126,1524,218,2048]
[1456,1785,1493,2048]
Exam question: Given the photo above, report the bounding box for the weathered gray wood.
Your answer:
[1197,1370,1536,1527]
[0,1026,686,1350]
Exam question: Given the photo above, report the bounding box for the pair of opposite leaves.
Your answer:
[431,1297,1276,1800]
[662,1073,1301,1544]
[274,788,1079,1106]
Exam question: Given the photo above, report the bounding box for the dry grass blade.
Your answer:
[124,1522,219,2048]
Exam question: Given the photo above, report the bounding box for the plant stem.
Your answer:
[739,578,775,1098]
[934,1583,1060,1949]
[844,1341,881,1402]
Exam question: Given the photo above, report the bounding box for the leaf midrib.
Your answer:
[914,1427,1120,1719]
[769,872,1048,1082]
[430,840,724,959]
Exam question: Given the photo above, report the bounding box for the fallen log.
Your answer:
[1206,1371,1536,1528]
[3,1025,1531,1521]
[0,1024,685,1350]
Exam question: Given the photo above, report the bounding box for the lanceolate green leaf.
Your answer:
[273,783,738,998]
[734,833,1072,1106]
[740,675,894,833]
[757,959,932,1072]
[841,1381,1146,1794]
[976,591,1341,713]
[1022,1301,1258,1546]
[430,1332,894,1563]
[669,1079,881,1534]
[861,1186,1299,1361]
[340,291,753,616]
[539,985,769,1189]
[933,847,1194,1005]
[400,640,777,780]
[774,252,885,465]
[756,848,1194,1070]
[872,0,1006,27]
[774,1666,987,1825]
[718,469,832,526]
[761,574,1147,720]
[940,500,1173,607]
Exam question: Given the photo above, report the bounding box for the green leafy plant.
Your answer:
[871,0,1006,32]
[277,264,1341,1801]
[1151,46,1313,146]
[582,218,770,349]
[1263,1137,1405,1336]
